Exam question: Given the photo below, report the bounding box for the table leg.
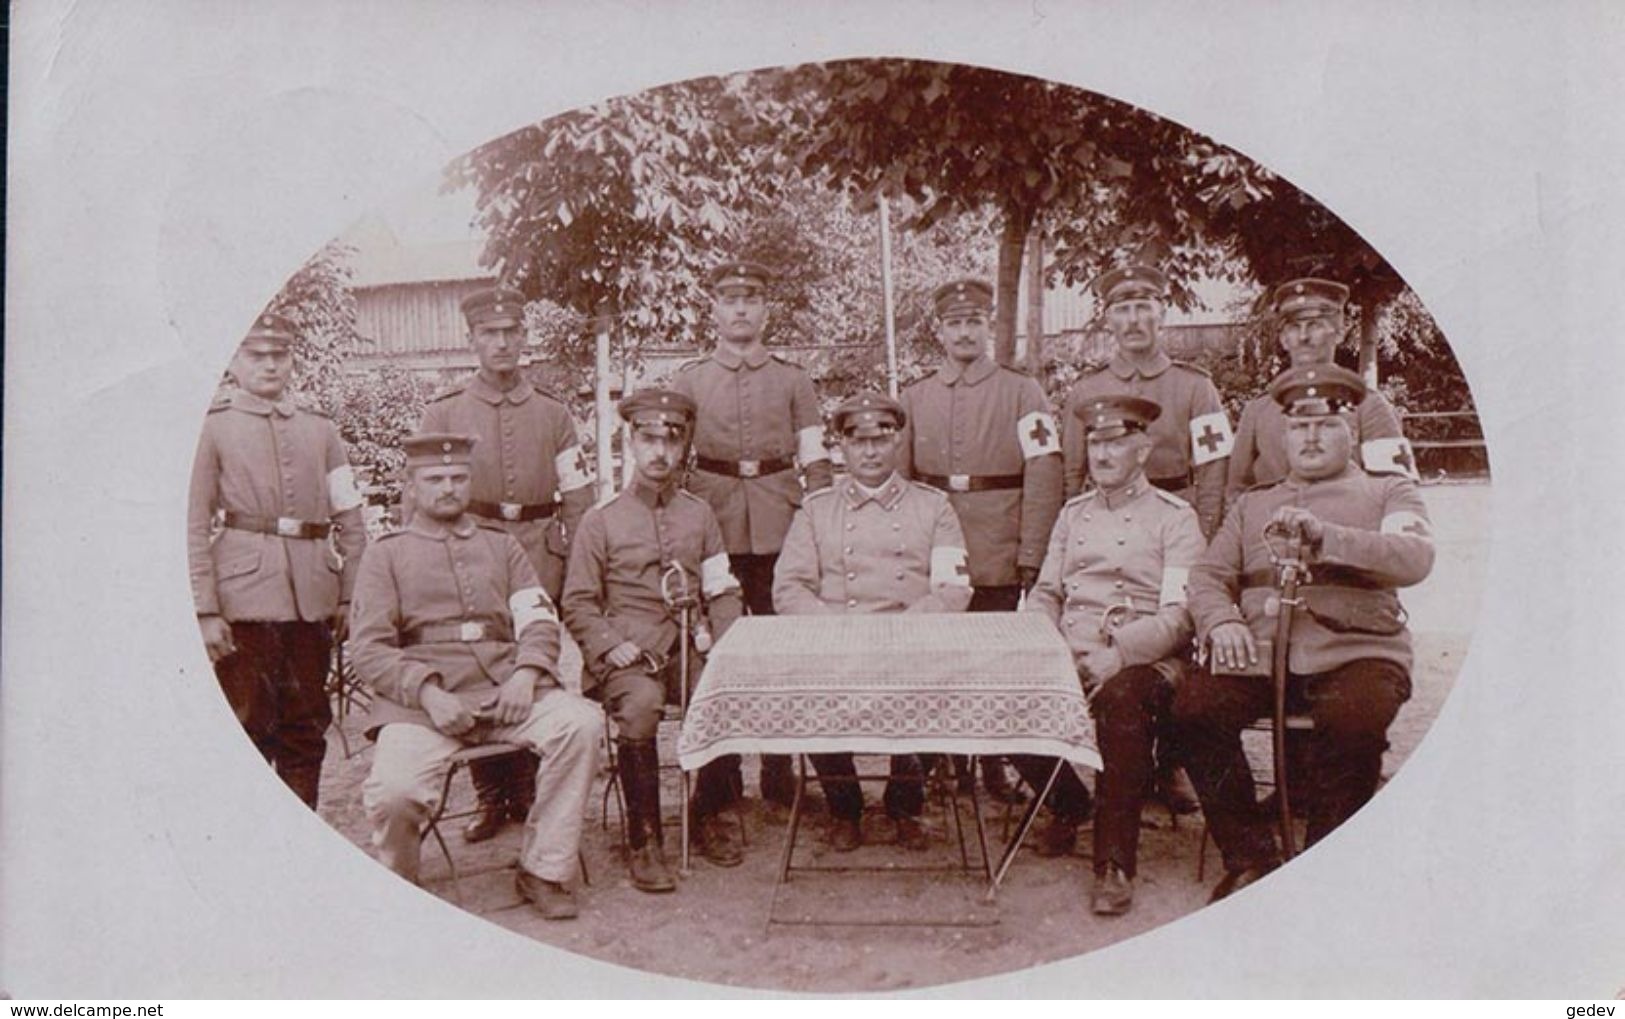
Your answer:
[985,758,1063,901]
[775,754,808,885]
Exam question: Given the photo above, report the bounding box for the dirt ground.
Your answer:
[311,482,1486,993]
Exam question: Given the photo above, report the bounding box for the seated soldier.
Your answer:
[1175,365,1436,902]
[772,392,974,852]
[351,433,603,920]
[561,388,747,885]
[1022,395,1206,915]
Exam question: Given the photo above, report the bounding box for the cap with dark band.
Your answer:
[1269,364,1367,417]
[1075,394,1162,440]
[404,432,476,469]
[618,387,696,436]
[932,278,994,317]
[832,391,906,438]
[460,286,526,329]
[1092,263,1168,306]
[244,310,298,347]
[708,259,773,293]
[1271,277,1350,319]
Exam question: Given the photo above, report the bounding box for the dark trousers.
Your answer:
[811,754,926,821]
[214,620,333,808]
[1088,665,1172,877]
[1172,658,1412,873]
[733,552,795,804]
[593,659,734,820]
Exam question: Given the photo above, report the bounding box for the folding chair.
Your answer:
[324,641,371,759]
[1195,714,1314,881]
[419,741,590,905]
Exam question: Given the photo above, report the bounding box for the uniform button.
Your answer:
[895,571,905,580]
[845,571,856,580]
[894,548,903,556]
[1114,580,1124,589]
[847,598,857,607]
[846,523,855,531]
[844,547,853,554]
[892,523,901,531]
[1117,538,1126,545]
[1084,514,1092,521]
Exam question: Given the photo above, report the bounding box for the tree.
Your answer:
[265,240,362,410]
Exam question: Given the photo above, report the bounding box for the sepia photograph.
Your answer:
[6,0,1624,1000]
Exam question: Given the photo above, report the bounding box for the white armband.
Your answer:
[1158,566,1190,606]
[1017,410,1061,459]
[930,546,971,588]
[797,425,830,465]
[555,446,593,493]
[1189,411,1234,466]
[1380,511,1433,542]
[1362,436,1420,481]
[508,587,558,635]
[327,465,363,512]
[701,553,739,599]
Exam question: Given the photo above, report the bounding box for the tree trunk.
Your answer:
[1023,229,1045,377]
[1358,310,1380,389]
[994,203,1034,367]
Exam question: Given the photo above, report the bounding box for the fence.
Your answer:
[1403,410,1488,478]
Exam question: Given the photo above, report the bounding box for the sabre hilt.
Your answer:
[660,562,711,652]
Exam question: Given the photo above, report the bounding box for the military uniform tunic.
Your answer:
[1061,353,1231,537]
[188,389,367,621]
[418,375,593,598]
[772,474,974,616]
[1025,482,1204,668]
[561,478,743,688]
[350,512,601,885]
[1226,387,1412,503]
[669,345,833,556]
[1022,479,1206,878]
[1188,467,1434,674]
[898,355,1063,587]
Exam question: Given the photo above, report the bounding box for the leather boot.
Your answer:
[620,741,675,892]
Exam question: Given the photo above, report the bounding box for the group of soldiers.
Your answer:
[188,254,1434,922]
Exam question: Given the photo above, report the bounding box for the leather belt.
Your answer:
[1149,475,1190,493]
[401,620,511,646]
[917,472,1024,493]
[1241,566,1386,591]
[693,454,794,479]
[222,511,331,540]
[468,499,558,523]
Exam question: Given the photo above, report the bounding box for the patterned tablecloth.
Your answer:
[677,612,1099,771]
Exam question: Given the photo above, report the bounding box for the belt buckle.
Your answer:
[499,502,523,521]
[459,621,486,642]
[738,459,760,478]
[276,517,301,537]
[948,474,971,492]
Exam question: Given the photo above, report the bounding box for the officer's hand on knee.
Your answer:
[605,641,642,670]
[422,685,476,737]
[198,615,236,663]
[1208,622,1257,672]
[1081,646,1125,686]
[491,668,538,725]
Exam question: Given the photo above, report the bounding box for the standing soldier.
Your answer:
[669,258,834,811]
[351,434,602,920]
[561,388,747,883]
[416,285,596,843]
[1174,365,1434,902]
[898,277,1063,804]
[1060,262,1232,812]
[1226,277,1417,504]
[773,393,974,851]
[1024,395,1206,915]
[188,310,368,808]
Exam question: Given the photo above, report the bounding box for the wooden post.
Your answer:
[879,193,899,398]
[594,312,615,503]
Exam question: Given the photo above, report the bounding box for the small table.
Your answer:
[678,612,1098,918]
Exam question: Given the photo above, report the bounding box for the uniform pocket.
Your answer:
[215,546,262,580]
[1301,587,1406,635]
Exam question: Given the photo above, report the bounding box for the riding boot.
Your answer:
[620,740,675,892]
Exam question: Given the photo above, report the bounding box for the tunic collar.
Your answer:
[408,513,479,540]
[628,474,680,509]
[844,472,906,510]
[231,389,297,418]
[712,342,770,371]
[1096,475,1153,511]
[1107,351,1172,380]
[468,371,532,406]
[936,355,997,387]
